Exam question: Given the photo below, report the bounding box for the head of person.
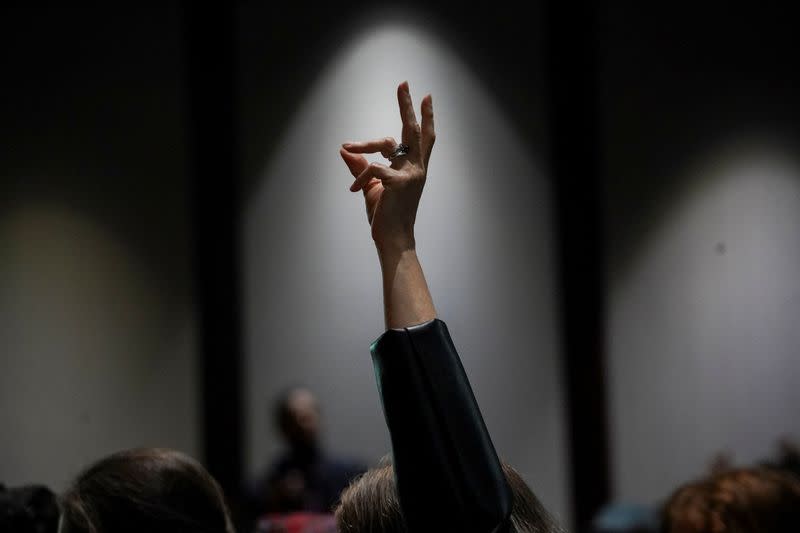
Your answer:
[334,460,563,533]
[660,467,800,533]
[0,483,59,533]
[274,386,321,451]
[59,448,234,533]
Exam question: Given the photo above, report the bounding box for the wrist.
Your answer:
[374,232,416,259]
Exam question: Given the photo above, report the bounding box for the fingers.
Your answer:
[420,93,435,167]
[350,161,401,192]
[341,82,433,192]
[397,81,421,152]
[342,137,397,158]
[339,148,369,176]
[361,178,382,196]
[340,147,399,193]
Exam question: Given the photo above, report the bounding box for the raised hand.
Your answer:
[339,81,435,252]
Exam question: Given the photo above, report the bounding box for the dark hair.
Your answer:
[59,448,234,533]
[334,459,563,533]
[760,438,800,482]
[660,467,800,533]
[0,483,59,533]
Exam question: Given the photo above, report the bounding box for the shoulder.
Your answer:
[251,454,291,487]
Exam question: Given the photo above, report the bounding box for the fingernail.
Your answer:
[342,142,352,148]
[349,182,358,192]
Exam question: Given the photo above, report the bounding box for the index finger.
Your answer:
[342,137,397,158]
[397,81,421,150]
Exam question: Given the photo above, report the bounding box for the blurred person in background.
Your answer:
[591,502,658,533]
[245,386,365,525]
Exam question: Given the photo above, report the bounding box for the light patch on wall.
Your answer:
[243,14,568,523]
[608,139,800,503]
[0,203,197,489]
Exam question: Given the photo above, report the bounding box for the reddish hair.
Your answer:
[661,467,800,533]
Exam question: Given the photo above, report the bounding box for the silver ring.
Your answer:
[388,143,410,160]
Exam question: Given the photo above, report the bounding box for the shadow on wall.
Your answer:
[600,2,800,281]
[0,5,198,490]
[0,4,193,299]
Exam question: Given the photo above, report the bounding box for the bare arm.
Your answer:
[339,81,436,329]
[376,246,436,329]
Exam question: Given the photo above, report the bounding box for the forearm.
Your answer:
[377,242,437,329]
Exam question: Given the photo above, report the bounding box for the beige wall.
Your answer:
[602,3,800,506]
[0,5,199,491]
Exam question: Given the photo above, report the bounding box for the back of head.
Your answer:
[0,483,59,533]
[661,467,800,533]
[59,448,234,533]
[335,460,563,533]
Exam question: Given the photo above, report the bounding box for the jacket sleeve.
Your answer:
[370,318,513,533]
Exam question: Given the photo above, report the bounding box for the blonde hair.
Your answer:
[335,459,563,533]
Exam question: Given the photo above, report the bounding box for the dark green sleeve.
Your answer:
[370,319,513,533]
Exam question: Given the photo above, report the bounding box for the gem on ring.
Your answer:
[388,143,410,160]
